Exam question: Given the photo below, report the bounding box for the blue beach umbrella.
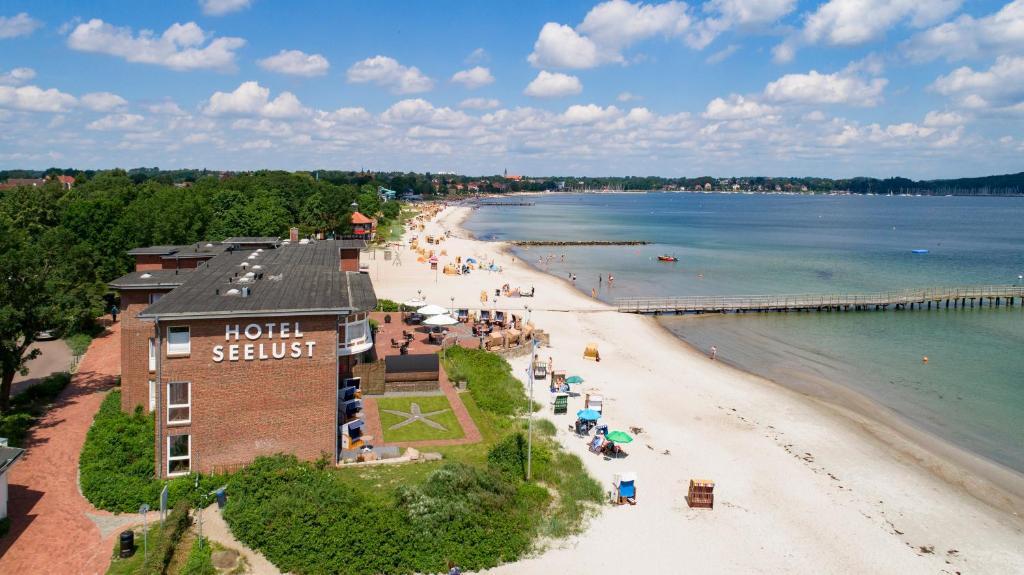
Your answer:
[576,409,601,421]
[466,257,477,263]
[565,375,584,384]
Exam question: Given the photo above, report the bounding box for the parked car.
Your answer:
[35,329,58,341]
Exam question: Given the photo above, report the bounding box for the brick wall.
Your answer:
[340,249,360,272]
[353,361,385,394]
[156,315,338,477]
[120,290,163,412]
[134,255,164,271]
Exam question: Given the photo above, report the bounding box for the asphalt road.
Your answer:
[12,339,73,395]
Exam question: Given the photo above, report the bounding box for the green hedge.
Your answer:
[223,455,543,574]
[375,298,414,312]
[145,500,191,575]
[0,371,71,447]
[65,332,93,357]
[441,347,530,416]
[80,391,225,513]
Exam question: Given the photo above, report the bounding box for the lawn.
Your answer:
[376,394,464,443]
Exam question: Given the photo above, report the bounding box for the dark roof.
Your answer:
[384,353,439,374]
[109,269,192,290]
[127,245,183,256]
[336,239,368,250]
[138,241,376,319]
[161,243,230,259]
[223,237,281,246]
[0,445,25,475]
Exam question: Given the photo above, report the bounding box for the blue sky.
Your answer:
[1,0,1022,178]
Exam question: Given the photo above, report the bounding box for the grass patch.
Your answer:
[106,500,191,575]
[179,536,216,575]
[0,371,71,447]
[442,347,533,417]
[64,332,93,357]
[376,394,464,443]
[80,391,227,513]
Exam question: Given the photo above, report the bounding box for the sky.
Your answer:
[1,0,1022,178]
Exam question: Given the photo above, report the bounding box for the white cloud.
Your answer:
[203,81,309,118]
[0,12,42,39]
[465,48,489,64]
[764,69,888,106]
[561,104,621,125]
[0,67,35,86]
[931,55,1024,109]
[380,99,470,127]
[528,0,691,69]
[923,110,965,127]
[346,56,434,94]
[87,113,146,131]
[451,66,494,89]
[148,101,186,115]
[691,0,795,49]
[81,92,128,111]
[617,91,641,102]
[802,110,827,122]
[903,0,1024,62]
[240,139,273,150]
[459,97,500,110]
[199,0,252,16]
[258,49,330,77]
[67,19,245,71]
[524,71,583,98]
[0,85,76,112]
[804,0,962,46]
[706,44,740,64]
[703,94,777,120]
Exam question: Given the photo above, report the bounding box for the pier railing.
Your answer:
[616,285,1024,314]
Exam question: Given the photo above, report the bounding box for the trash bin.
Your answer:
[119,530,135,558]
[215,488,227,509]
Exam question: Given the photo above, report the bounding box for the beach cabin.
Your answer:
[585,393,603,414]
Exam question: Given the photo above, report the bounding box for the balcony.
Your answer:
[338,315,374,356]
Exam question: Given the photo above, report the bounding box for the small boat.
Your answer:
[911,249,929,254]
[657,255,679,262]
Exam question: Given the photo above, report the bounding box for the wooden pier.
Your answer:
[477,201,535,206]
[616,285,1024,314]
[512,240,650,247]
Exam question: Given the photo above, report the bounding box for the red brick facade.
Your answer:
[155,315,339,477]
[120,290,167,412]
[133,255,165,271]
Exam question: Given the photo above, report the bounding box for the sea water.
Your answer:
[463,192,1024,473]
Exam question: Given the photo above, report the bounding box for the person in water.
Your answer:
[709,345,718,360]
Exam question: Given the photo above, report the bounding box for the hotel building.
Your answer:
[109,237,377,478]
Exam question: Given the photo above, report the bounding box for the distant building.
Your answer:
[0,178,46,190]
[350,211,376,240]
[0,443,26,521]
[56,175,75,189]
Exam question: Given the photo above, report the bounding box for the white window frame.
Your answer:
[166,381,191,425]
[166,434,191,477]
[148,380,156,412]
[148,292,163,304]
[166,326,190,356]
[148,338,156,371]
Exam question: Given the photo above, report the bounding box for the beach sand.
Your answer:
[366,205,1024,574]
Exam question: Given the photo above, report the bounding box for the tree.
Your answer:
[0,214,57,412]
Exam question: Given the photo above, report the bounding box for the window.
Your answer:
[148,380,156,412]
[167,326,190,356]
[148,338,156,371]
[167,434,190,476]
[149,292,163,304]
[167,381,190,424]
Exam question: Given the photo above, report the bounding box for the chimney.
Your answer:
[290,227,299,242]
[340,245,360,273]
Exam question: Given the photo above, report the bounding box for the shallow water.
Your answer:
[464,192,1024,473]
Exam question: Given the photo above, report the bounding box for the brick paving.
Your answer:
[0,320,123,575]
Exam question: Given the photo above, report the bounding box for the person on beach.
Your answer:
[608,274,614,285]
[710,345,718,360]
[592,288,597,298]
[599,274,603,284]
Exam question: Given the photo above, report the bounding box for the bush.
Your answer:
[442,347,529,417]
[0,372,71,446]
[142,500,191,575]
[179,537,216,575]
[65,332,93,357]
[223,455,541,574]
[376,298,414,312]
[80,391,226,513]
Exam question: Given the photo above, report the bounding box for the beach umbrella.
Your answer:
[466,258,477,264]
[565,375,584,384]
[423,314,458,326]
[605,430,634,444]
[417,304,449,315]
[576,409,601,421]
[403,297,426,308]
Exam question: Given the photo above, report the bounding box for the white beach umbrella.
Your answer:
[423,314,458,326]
[403,297,426,308]
[417,304,449,316]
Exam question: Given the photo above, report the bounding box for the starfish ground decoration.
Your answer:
[382,402,450,431]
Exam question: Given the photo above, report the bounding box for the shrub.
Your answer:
[179,537,216,575]
[80,391,226,513]
[65,332,93,357]
[442,347,529,417]
[376,298,414,312]
[0,372,71,446]
[223,455,541,574]
[141,500,191,575]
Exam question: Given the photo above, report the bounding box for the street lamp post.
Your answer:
[139,504,150,563]
[526,339,537,480]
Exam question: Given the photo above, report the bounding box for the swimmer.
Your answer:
[710,345,718,360]
[608,274,614,284]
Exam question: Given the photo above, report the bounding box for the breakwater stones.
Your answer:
[511,240,651,246]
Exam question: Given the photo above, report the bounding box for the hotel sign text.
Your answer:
[212,321,316,362]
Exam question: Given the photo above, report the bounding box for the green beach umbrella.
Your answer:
[605,431,633,444]
[565,375,584,384]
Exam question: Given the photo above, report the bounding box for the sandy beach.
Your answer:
[367,205,1024,574]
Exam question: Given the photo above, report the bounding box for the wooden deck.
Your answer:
[616,285,1024,314]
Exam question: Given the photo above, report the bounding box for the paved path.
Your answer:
[11,339,73,396]
[200,503,282,575]
[0,321,123,574]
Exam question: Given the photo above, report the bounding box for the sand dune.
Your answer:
[367,205,1024,574]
